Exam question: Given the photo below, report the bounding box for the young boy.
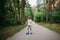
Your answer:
[26,16,32,35]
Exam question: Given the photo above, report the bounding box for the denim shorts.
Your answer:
[28,25,31,28]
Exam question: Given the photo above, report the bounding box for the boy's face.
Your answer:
[28,17,30,19]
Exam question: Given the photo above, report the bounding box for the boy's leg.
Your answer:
[29,25,31,31]
[30,28,32,31]
[26,28,29,35]
[30,28,32,34]
[27,28,29,32]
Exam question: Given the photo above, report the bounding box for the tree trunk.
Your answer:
[17,0,20,19]
[21,0,26,25]
[10,0,17,24]
[46,0,50,23]
[52,0,55,9]
[0,0,6,25]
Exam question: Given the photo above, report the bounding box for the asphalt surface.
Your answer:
[7,22,60,40]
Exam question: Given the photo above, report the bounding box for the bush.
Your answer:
[49,6,60,23]
[34,12,46,22]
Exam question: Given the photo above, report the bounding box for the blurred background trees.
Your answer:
[0,0,34,26]
[0,0,60,26]
[34,0,60,23]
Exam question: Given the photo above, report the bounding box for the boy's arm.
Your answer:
[26,20,28,25]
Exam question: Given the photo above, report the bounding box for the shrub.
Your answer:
[34,12,45,22]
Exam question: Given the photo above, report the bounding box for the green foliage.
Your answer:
[34,13,41,22]
[0,0,7,26]
[24,2,34,21]
[49,6,60,23]
[34,12,45,22]
[24,7,34,21]
[0,24,26,40]
[0,0,21,26]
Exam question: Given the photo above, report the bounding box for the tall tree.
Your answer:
[0,0,6,25]
[37,0,41,12]
[21,0,26,25]
[17,0,20,19]
[46,0,50,23]
[26,0,34,20]
[10,0,17,24]
[50,0,55,9]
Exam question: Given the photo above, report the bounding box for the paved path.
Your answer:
[7,22,60,40]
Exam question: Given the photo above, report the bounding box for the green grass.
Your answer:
[38,22,60,34]
[0,24,26,40]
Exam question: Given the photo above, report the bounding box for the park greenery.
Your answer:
[34,0,60,34]
[0,0,60,40]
